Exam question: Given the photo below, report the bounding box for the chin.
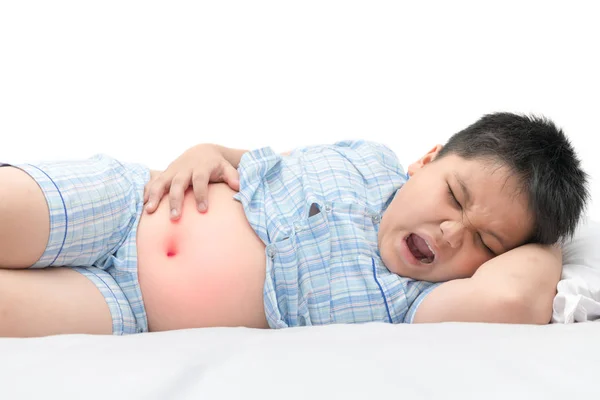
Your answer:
[380,245,415,278]
[399,267,432,281]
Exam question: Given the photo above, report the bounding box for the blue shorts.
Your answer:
[4,154,151,335]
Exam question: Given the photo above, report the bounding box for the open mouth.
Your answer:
[406,233,436,264]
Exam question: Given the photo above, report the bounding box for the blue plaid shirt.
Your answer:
[233,140,440,328]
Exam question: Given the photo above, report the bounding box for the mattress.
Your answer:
[1,321,598,399]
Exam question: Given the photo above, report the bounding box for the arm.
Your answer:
[216,145,292,166]
[412,243,563,324]
[149,144,289,183]
[216,145,291,167]
[145,144,291,218]
[213,144,249,169]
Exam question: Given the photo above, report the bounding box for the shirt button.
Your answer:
[294,222,303,232]
[267,248,276,258]
[372,214,381,223]
[324,205,332,212]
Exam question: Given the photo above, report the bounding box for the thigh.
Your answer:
[0,267,113,337]
[2,154,150,269]
[0,166,50,268]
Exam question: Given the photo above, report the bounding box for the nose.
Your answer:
[440,220,466,248]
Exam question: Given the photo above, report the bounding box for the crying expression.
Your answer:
[377,147,534,283]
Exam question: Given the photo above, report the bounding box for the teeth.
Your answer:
[425,240,435,256]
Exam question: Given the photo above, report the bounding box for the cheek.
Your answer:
[389,182,433,219]
[381,194,406,227]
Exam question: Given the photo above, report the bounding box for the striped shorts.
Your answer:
[4,154,151,335]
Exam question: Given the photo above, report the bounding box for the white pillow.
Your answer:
[553,217,600,323]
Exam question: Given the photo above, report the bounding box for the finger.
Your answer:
[145,178,169,213]
[144,172,160,203]
[144,179,160,203]
[168,172,192,220]
[222,164,240,191]
[191,170,210,213]
[143,182,150,203]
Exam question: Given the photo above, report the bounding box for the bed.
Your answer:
[1,322,599,399]
[1,217,599,399]
[2,1,599,398]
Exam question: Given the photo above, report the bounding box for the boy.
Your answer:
[0,112,589,337]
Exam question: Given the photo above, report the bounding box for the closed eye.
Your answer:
[478,233,495,256]
[448,182,496,256]
[447,183,461,209]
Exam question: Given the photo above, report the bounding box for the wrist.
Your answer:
[473,243,561,324]
[215,145,248,169]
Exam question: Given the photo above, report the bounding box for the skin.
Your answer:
[378,145,535,283]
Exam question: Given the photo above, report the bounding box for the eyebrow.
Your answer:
[453,172,507,253]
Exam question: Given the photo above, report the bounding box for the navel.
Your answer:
[165,237,178,258]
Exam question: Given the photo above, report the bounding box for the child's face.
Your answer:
[378,145,534,282]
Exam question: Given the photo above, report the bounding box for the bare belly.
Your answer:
[136,182,269,332]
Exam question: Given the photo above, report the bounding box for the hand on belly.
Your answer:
[136,183,269,331]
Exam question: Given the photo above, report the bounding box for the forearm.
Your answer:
[471,243,562,324]
[413,278,524,323]
[216,145,292,168]
[414,243,563,324]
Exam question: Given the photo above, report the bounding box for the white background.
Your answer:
[1,1,599,218]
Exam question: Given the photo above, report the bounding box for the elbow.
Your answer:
[499,290,553,325]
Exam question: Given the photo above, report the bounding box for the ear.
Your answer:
[407,144,443,176]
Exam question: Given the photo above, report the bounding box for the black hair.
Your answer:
[435,112,590,245]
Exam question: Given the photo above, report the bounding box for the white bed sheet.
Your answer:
[1,322,598,399]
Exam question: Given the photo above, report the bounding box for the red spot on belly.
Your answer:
[165,237,178,258]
